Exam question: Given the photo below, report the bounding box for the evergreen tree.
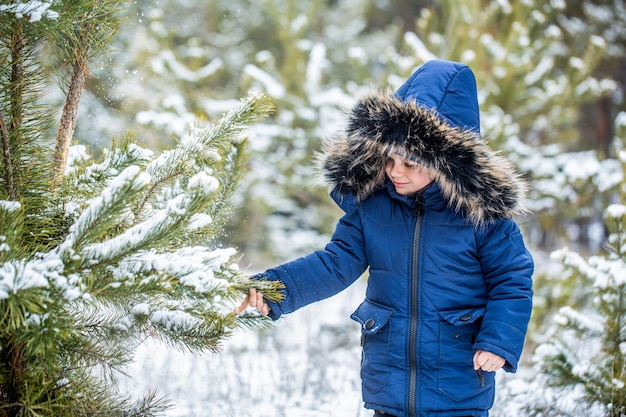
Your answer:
[496,115,626,417]
[0,2,280,416]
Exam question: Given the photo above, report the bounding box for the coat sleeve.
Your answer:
[258,206,369,321]
[473,218,534,372]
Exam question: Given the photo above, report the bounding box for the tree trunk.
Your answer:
[0,110,15,201]
[0,342,24,417]
[5,20,24,199]
[53,55,89,184]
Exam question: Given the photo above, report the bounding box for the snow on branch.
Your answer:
[0,256,61,299]
[551,247,626,289]
[78,172,218,267]
[136,92,274,218]
[553,305,604,335]
[0,1,59,22]
[115,247,237,295]
[60,165,150,258]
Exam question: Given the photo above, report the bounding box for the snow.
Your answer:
[244,65,287,99]
[291,14,308,33]
[116,247,236,295]
[162,94,188,115]
[494,0,513,14]
[616,111,626,129]
[575,77,617,97]
[590,256,626,287]
[64,165,150,249]
[136,109,195,137]
[118,270,544,417]
[607,204,626,218]
[188,213,213,231]
[62,157,222,273]
[403,32,437,62]
[0,1,58,22]
[0,200,21,212]
[133,303,150,316]
[150,309,199,331]
[569,56,586,71]
[0,257,58,299]
[554,306,604,333]
[148,50,223,82]
[553,244,626,289]
[188,172,219,194]
[305,43,327,96]
[165,194,188,216]
[2,2,624,415]
[66,145,91,171]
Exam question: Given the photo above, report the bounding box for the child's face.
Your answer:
[385,154,433,195]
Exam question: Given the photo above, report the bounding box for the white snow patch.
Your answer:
[0,1,58,21]
[0,200,21,213]
[244,65,286,99]
[0,256,60,299]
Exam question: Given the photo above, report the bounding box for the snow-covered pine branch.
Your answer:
[60,165,151,259]
[139,92,275,217]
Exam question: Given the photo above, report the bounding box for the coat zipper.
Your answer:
[408,211,422,417]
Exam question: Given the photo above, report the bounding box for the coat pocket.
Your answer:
[350,299,393,395]
[437,307,495,402]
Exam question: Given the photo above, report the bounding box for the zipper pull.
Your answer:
[413,193,424,217]
[476,369,485,388]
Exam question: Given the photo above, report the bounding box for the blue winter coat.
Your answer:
[257,60,534,417]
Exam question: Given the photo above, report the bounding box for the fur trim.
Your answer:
[319,90,529,224]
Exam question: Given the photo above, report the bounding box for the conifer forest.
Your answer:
[0,1,625,416]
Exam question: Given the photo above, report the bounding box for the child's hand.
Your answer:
[235,288,271,316]
[473,350,505,372]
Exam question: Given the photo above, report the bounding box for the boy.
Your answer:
[237,60,534,417]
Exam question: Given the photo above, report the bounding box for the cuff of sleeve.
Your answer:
[266,300,282,321]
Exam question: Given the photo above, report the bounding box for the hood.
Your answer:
[319,60,528,224]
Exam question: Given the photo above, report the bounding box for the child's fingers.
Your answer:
[234,288,270,315]
[260,302,270,316]
[234,297,250,314]
[255,289,265,308]
[248,289,255,308]
[473,350,505,372]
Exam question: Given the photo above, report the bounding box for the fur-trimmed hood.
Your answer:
[320,60,528,224]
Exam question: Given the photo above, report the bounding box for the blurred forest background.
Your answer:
[2,0,625,416]
[88,1,626,414]
[76,0,624,267]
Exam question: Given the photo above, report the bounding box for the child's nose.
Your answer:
[390,163,404,177]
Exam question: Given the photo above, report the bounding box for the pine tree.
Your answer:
[0,2,281,416]
[501,118,626,417]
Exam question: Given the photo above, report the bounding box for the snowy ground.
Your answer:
[119,276,530,417]
[120,278,368,417]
